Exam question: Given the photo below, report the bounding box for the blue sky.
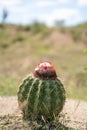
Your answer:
[0,0,87,26]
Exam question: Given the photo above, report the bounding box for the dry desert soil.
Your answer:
[0,96,87,130]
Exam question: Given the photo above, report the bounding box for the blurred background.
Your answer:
[0,0,87,100]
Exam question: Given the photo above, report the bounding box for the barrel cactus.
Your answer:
[17,62,66,120]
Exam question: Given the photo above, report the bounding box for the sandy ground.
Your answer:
[0,96,87,130]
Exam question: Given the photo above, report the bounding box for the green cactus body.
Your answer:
[17,62,66,120]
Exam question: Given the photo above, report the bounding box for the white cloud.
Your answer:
[36,1,55,7]
[58,0,71,4]
[78,0,87,6]
[0,0,21,7]
[36,8,82,26]
[0,0,30,23]
[36,0,71,7]
[0,0,84,26]
[0,0,22,14]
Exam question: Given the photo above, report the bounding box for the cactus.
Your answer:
[17,62,66,120]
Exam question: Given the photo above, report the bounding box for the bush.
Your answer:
[13,35,26,43]
[17,25,31,32]
[71,30,81,42]
[31,21,47,34]
[0,42,9,48]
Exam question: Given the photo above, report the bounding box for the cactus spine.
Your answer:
[18,62,66,120]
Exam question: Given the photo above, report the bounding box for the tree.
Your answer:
[54,20,65,27]
[2,8,8,24]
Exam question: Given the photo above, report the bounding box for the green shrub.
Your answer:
[31,21,47,34]
[17,25,31,32]
[13,35,26,43]
[71,30,81,42]
[0,42,9,48]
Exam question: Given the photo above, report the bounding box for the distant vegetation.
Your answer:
[0,22,87,100]
[69,22,87,44]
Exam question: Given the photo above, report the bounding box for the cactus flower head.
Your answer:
[34,61,57,79]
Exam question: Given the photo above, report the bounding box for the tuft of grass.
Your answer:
[0,113,73,130]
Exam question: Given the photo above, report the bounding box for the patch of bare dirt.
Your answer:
[0,96,87,130]
[43,30,73,45]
